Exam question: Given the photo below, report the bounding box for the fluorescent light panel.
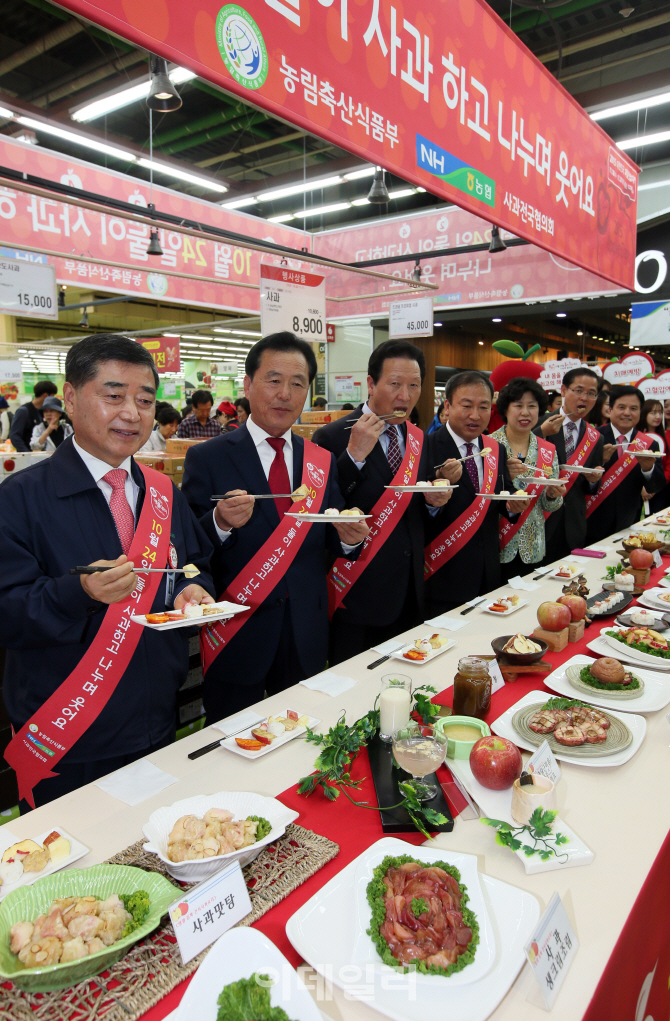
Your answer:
[72,67,196,122]
[343,167,376,180]
[296,202,351,218]
[351,197,370,206]
[639,179,670,191]
[137,157,226,192]
[617,130,670,150]
[258,175,342,201]
[268,214,294,223]
[16,116,134,163]
[591,90,670,121]
[388,188,415,199]
[222,196,259,209]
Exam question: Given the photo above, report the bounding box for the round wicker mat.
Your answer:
[512,703,633,757]
[565,664,644,700]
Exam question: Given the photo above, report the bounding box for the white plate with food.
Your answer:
[142,791,298,882]
[131,601,249,630]
[219,708,320,759]
[636,587,670,612]
[475,492,532,501]
[285,510,370,523]
[286,836,540,1021]
[600,624,670,671]
[514,478,560,488]
[391,633,457,665]
[482,596,528,616]
[558,464,604,474]
[544,654,670,714]
[653,513,670,525]
[629,448,664,458]
[385,483,459,493]
[173,926,321,1021]
[545,563,583,581]
[0,828,88,902]
[491,689,646,767]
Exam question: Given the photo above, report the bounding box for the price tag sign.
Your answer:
[488,657,506,695]
[0,257,57,320]
[389,297,433,339]
[169,859,252,964]
[526,740,562,786]
[653,549,663,569]
[524,892,578,1010]
[260,264,326,343]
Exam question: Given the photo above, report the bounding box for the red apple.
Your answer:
[469,736,523,790]
[536,600,571,632]
[629,548,653,570]
[557,594,587,622]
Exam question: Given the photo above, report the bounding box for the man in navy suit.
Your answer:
[182,332,369,723]
[0,335,215,808]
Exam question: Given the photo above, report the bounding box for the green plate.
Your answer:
[0,864,178,991]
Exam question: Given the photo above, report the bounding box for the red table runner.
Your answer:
[143,559,670,1020]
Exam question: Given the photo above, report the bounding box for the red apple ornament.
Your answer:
[629,548,654,570]
[557,594,587,622]
[537,600,571,632]
[469,736,523,790]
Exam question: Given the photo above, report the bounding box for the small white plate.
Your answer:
[653,515,670,525]
[131,602,249,630]
[491,689,646,767]
[385,484,459,493]
[0,826,89,902]
[600,625,670,671]
[543,653,670,713]
[636,587,670,612]
[514,477,559,487]
[286,836,540,1021]
[391,635,457,665]
[630,449,664,458]
[173,926,321,1021]
[219,708,320,759]
[545,564,582,581]
[559,464,604,474]
[475,493,532,501]
[284,511,370,523]
[481,598,528,616]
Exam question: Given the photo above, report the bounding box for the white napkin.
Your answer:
[95,759,179,807]
[464,596,487,607]
[588,545,613,553]
[567,555,593,564]
[372,638,407,655]
[212,710,265,737]
[423,614,469,632]
[300,671,357,696]
[507,575,540,592]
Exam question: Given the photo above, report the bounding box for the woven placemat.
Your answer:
[2,823,339,1021]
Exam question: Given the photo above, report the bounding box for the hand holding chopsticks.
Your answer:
[344,411,407,432]
[434,446,492,471]
[71,564,200,576]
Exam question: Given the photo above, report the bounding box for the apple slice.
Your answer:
[251,727,274,745]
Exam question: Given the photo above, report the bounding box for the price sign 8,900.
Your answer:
[293,315,323,338]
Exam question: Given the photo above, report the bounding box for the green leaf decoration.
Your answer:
[522,343,542,359]
[480,817,508,829]
[492,339,525,358]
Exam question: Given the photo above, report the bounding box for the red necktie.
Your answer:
[616,434,627,459]
[266,437,292,517]
[103,468,135,555]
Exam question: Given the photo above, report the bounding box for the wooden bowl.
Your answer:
[491,634,548,666]
[622,538,665,552]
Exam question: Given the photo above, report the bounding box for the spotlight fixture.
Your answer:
[619,4,634,16]
[147,56,182,113]
[412,259,421,282]
[556,313,566,318]
[478,340,484,346]
[488,224,507,254]
[433,321,443,327]
[367,166,390,203]
[79,310,89,328]
[492,317,502,323]
[576,330,584,336]
[58,287,65,308]
[146,228,163,256]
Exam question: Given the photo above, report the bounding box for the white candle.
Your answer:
[380,686,411,737]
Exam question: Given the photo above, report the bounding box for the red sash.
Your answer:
[499,436,556,549]
[327,422,424,618]
[4,464,173,808]
[424,437,500,576]
[200,440,331,675]
[585,432,654,518]
[558,420,601,495]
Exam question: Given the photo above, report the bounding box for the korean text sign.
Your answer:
[140,336,181,374]
[169,859,252,964]
[53,0,638,289]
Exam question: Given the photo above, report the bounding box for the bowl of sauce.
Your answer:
[435,715,491,759]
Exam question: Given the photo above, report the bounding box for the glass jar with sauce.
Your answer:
[453,657,491,719]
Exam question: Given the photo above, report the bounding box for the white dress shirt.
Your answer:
[349,402,405,470]
[447,422,484,489]
[72,437,139,517]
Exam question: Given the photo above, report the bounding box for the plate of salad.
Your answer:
[601,625,670,671]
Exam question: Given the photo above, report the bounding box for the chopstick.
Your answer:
[460,597,487,615]
[188,738,223,760]
[344,412,406,432]
[434,447,491,470]
[367,654,391,669]
[211,494,295,500]
[70,566,198,575]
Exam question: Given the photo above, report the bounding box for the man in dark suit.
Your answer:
[0,335,215,808]
[9,380,57,451]
[182,331,369,723]
[312,340,456,663]
[586,384,665,542]
[533,367,605,562]
[424,371,526,616]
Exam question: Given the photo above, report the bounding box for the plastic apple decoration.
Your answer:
[629,548,654,570]
[557,594,587,622]
[537,601,571,631]
[469,736,523,790]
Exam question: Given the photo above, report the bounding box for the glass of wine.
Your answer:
[392,722,448,802]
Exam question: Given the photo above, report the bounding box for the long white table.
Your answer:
[5,522,670,1021]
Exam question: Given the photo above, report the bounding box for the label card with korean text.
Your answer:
[488,657,506,695]
[169,859,252,965]
[526,740,562,786]
[524,892,578,1010]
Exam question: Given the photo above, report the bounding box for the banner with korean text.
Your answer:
[140,336,181,373]
[52,0,638,289]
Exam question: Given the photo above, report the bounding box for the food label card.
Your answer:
[488,657,506,695]
[526,740,562,785]
[524,892,578,1009]
[653,550,663,568]
[169,859,252,964]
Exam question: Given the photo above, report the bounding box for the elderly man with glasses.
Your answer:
[534,367,605,562]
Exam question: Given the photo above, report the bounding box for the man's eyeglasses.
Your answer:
[567,387,598,400]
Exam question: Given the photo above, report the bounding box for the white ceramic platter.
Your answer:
[385,484,458,492]
[491,689,646,767]
[391,635,457,665]
[543,653,670,714]
[558,464,604,474]
[481,598,528,616]
[131,602,249,631]
[475,493,532,501]
[636,588,670,614]
[173,926,321,1021]
[545,565,583,581]
[142,791,298,882]
[219,708,320,760]
[601,625,670,671]
[0,827,89,902]
[286,836,540,1021]
[285,511,370,523]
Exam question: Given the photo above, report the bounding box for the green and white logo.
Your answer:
[216,5,268,90]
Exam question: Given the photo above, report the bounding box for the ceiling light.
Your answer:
[0,105,14,119]
[72,67,195,122]
[295,202,351,218]
[433,321,443,326]
[492,317,502,322]
[617,130,670,151]
[556,313,567,318]
[268,213,294,223]
[163,333,180,338]
[16,116,135,163]
[137,158,226,192]
[181,333,215,340]
[591,90,670,122]
[412,259,421,282]
[146,228,163,256]
[79,310,89,328]
[368,167,390,203]
[478,341,484,346]
[619,5,634,17]
[343,167,376,180]
[577,331,584,336]
[147,56,182,113]
[639,179,670,191]
[489,224,507,254]
[222,196,259,210]
[258,176,342,202]
[351,198,371,206]
[388,188,415,199]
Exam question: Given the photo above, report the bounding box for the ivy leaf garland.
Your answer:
[297,685,447,840]
[480,808,570,862]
